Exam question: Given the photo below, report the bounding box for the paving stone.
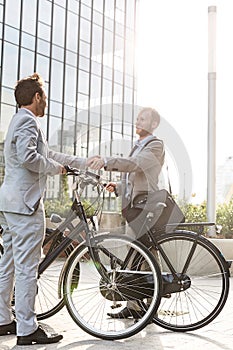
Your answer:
[0,278,232,350]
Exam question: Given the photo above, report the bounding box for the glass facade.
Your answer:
[0,0,137,205]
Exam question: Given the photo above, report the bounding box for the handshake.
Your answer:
[86,156,117,195]
[86,156,105,170]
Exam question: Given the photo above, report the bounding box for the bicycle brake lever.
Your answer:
[64,165,80,176]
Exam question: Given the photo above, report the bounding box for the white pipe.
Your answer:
[207,6,217,236]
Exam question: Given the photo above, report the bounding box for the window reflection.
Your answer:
[2,43,18,88]
[61,119,75,154]
[22,0,36,35]
[22,32,35,51]
[65,65,76,107]
[38,22,51,41]
[90,75,101,99]
[53,4,65,47]
[67,12,79,52]
[0,104,15,138]
[37,38,50,56]
[52,44,64,62]
[50,101,62,118]
[5,26,19,45]
[68,0,79,13]
[79,40,90,57]
[36,55,50,82]
[38,0,52,25]
[81,3,91,20]
[20,49,35,78]
[49,116,62,149]
[79,55,90,72]
[80,17,91,42]
[50,60,63,102]
[92,24,102,58]
[66,50,77,67]
[64,105,75,121]
[1,87,15,106]
[79,70,89,94]
[93,0,103,12]
[5,0,21,28]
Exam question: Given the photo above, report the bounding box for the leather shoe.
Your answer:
[0,320,16,336]
[17,325,63,345]
[107,307,144,319]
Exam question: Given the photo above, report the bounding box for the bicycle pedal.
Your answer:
[163,293,171,298]
[111,303,122,309]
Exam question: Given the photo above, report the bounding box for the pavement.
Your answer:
[1,277,233,350]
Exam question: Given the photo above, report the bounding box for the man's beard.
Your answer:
[136,129,151,137]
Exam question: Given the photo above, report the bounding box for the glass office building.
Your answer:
[0,0,137,200]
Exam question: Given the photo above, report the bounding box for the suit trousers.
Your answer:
[0,202,45,336]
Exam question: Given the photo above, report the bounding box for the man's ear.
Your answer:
[152,120,158,130]
[34,92,41,102]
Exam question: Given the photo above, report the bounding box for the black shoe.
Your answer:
[17,325,63,345]
[107,307,144,319]
[0,320,16,336]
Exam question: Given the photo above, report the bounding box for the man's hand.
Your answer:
[60,166,67,174]
[105,182,117,193]
[88,156,105,170]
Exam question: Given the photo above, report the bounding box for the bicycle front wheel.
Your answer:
[63,233,162,340]
[154,231,230,332]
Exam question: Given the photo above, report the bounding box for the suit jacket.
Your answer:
[0,108,86,215]
[105,136,165,211]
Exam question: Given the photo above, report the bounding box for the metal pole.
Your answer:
[207,6,217,236]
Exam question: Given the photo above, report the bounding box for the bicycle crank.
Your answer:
[161,273,191,296]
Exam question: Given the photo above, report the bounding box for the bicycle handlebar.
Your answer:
[64,165,104,188]
[64,165,119,197]
[64,165,99,180]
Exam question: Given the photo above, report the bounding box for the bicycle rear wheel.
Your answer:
[63,233,162,340]
[154,231,229,331]
[36,231,74,320]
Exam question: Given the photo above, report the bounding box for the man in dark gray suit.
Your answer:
[90,107,165,319]
[0,73,92,345]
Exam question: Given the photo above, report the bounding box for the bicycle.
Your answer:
[39,166,230,332]
[0,167,230,337]
[18,166,162,340]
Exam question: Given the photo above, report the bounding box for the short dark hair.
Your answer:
[14,73,44,107]
[139,107,161,125]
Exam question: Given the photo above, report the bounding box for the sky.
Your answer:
[136,0,233,203]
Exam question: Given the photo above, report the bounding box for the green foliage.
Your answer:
[44,175,97,218]
[44,197,96,218]
[181,198,233,238]
[182,201,207,223]
[60,175,69,205]
[44,198,72,218]
[216,198,233,238]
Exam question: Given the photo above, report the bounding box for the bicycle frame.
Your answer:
[39,171,110,283]
[144,221,220,294]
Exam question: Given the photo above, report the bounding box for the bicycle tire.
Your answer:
[153,230,229,332]
[63,233,162,340]
[36,234,74,320]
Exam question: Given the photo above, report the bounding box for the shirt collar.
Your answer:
[136,134,156,148]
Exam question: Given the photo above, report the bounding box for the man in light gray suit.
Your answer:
[90,107,165,319]
[0,73,92,345]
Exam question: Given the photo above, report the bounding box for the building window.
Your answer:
[0,0,137,206]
